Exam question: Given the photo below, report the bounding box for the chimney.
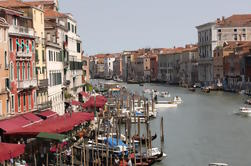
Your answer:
[216,18,221,24]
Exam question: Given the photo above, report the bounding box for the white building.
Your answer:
[64,13,83,99]
[196,22,217,85]
[104,56,115,79]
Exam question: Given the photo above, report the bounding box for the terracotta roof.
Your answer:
[217,14,251,27]
[44,9,66,18]
[25,0,54,6]
[0,0,33,8]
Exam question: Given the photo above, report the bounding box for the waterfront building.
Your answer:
[0,16,9,118]
[82,55,90,84]
[179,45,199,86]
[104,54,115,79]
[0,7,37,114]
[150,54,158,82]
[134,55,151,82]
[44,9,66,115]
[64,13,83,99]
[216,15,251,46]
[122,52,129,82]
[196,22,217,86]
[113,56,122,79]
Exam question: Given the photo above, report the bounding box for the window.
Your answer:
[27,63,30,80]
[28,94,31,109]
[68,22,70,31]
[18,94,20,112]
[16,39,19,52]
[72,24,74,33]
[21,40,24,52]
[65,35,68,43]
[243,34,246,40]
[218,29,221,32]
[10,62,13,81]
[4,51,8,69]
[22,62,25,80]
[42,50,45,62]
[9,38,13,51]
[33,62,36,78]
[26,40,29,53]
[13,17,17,26]
[11,95,14,113]
[234,34,238,41]
[77,42,81,53]
[41,13,43,24]
[17,62,20,80]
[234,29,237,32]
[34,91,36,105]
[243,28,246,32]
[75,26,77,34]
[32,40,34,52]
[35,49,39,62]
[23,93,26,110]
[218,34,221,41]
[6,99,9,114]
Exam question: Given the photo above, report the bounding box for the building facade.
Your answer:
[82,55,90,84]
[196,22,217,85]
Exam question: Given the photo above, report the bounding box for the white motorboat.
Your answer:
[143,89,151,94]
[209,163,228,166]
[160,92,170,98]
[155,101,177,109]
[173,96,182,104]
[239,107,251,116]
[147,147,167,160]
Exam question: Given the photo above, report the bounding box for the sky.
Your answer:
[60,0,251,55]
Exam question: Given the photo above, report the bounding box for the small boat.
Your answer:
[128,80,138,84]
[188,87,196,92]
[239,107,251,116]
[139,83,144,86]
[209,163,228,166]
[143,89,151,94]
[132,133,157,144]
[160,92,170,98]
[201,87,210,93]
[155,101,177,108]
[245,99,251,105]
[173,96,182,104]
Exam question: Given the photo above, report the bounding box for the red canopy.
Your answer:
[5,112,94,136]
[37,110,58,119]
[82,95,107,108]
[0,143,25,162]
[22,113,43,127]
[0,116,31,132]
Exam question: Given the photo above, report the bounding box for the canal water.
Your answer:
[91,79,251,166]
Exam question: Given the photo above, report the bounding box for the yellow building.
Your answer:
[0,17,9,118]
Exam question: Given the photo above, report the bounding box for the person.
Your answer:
[114,156,120,166]
[66,147,71,164]
[127,156,132,166]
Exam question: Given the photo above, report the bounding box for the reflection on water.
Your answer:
[91,79,251,166]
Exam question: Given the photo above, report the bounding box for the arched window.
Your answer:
[10,62,13,81]
[17,62,20,80]
[27,62,30,80]
[22,62,25,80]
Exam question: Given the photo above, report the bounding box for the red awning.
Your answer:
[82,95,107,108]
[0,116,31,132]
[0,143,25,162]
[5,112,94,136]
[37,110,58,119]
[71,100,82,106]
[80,91,90,98]
[22,113,42,127]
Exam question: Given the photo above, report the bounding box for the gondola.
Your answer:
[132,133,157,144]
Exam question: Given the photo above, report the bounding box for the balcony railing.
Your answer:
[16,51,32,58]
[9,25,34,36]
[38,79,48,88]
[37,100,52,111]
[17,79,37,89]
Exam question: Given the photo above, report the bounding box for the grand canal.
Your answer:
[91,79,251,166]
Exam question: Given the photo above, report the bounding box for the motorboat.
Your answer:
[139,83,144,86]
[209,163,228,166]
[147,148,167,160]
[201,87,210,93]
[160,92,170,98]
[245,99,251,105]
[239,107,251,116]
[155,101,177,108]
[143,89,151,94]
[173,96,182,104]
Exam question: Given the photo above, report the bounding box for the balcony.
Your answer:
[9,25,34,37]
[37,100,52,111]
[17,79,37,90]
[16,51,32,59]
[38,79,48,88]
